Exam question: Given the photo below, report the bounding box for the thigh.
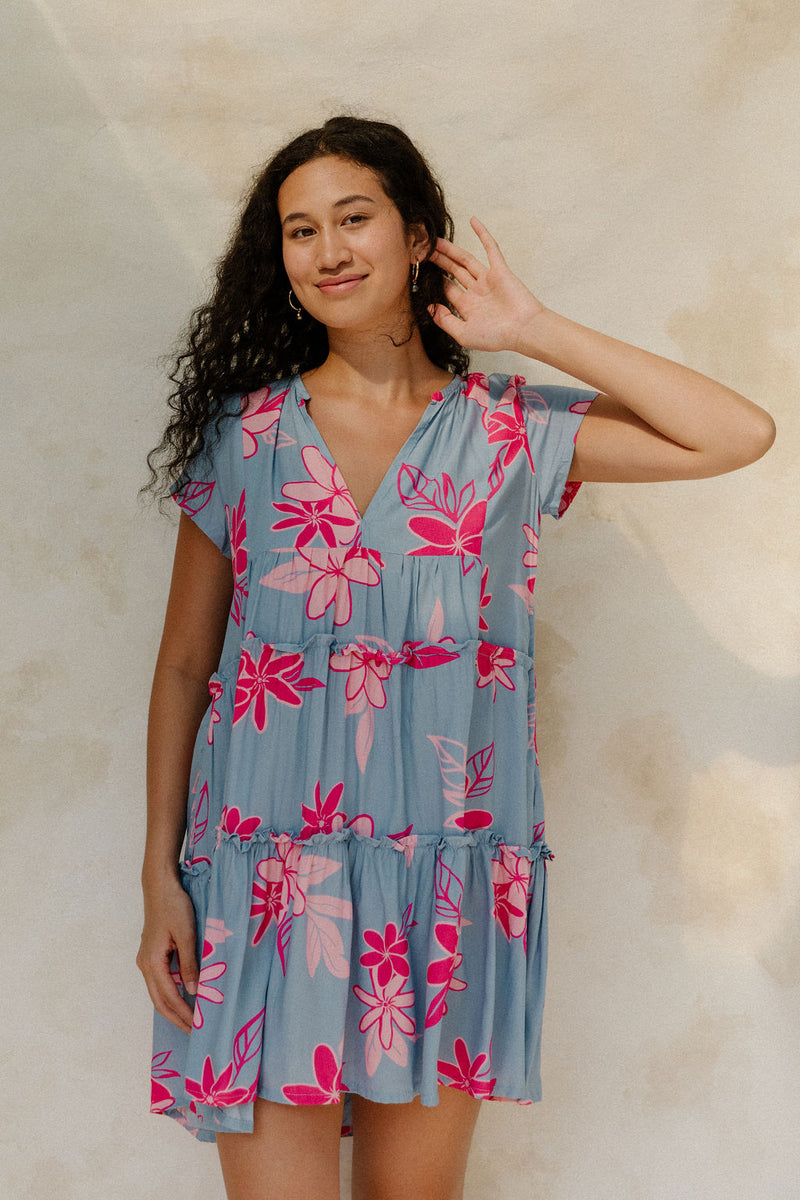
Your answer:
[216,1096,345,1200]
[350,1085,482,1200]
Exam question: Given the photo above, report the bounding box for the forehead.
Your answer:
[277,155,388,217]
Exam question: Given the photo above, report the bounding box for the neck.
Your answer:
[308,322,452,403]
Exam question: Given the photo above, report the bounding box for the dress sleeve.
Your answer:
[171,410,239,556]
[517,380,599,519]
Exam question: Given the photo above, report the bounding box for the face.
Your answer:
[278,155,426,331]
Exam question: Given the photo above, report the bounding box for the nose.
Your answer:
[315,226,353,271]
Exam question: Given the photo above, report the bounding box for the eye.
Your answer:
[288,226,315,239]
[342,213,367,226]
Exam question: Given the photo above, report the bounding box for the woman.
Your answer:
[138,116,774,1200]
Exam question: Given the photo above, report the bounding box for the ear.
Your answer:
[407,221,431,261]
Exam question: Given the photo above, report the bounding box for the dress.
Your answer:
[150,371,596,1140]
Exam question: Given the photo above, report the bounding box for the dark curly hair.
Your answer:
[145,115,469,500]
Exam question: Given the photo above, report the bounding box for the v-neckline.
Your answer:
[292,373,463,523]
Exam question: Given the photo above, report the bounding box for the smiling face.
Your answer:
[278,155,427,333]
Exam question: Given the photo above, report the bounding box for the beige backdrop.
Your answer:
[3,1,798,1197]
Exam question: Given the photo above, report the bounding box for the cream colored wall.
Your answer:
[3,2,797,1197]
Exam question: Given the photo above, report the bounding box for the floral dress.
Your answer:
[150,371,596,1140]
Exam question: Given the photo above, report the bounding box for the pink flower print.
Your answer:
[225,491,248,626]
[509,523,539,614]
[438,1038,497,1098]
[491,846,532,942]
[282,1044,343,1105]
[242,385,288,458]
[206,677,224,744]
[360,922,411,988]
[150,1050,180,1114]
[478,564,492,633]
[271,497,359,550]
[425,922,468,1028]
[397,466,486,562]
[329,642,399,709]
[353,974,416,1058]
[299,781,347,838]
[406,500,485,556]
[185,1056,256,1107]
[250,856,285,946]
[282,445,360,527]
[521,523,538,571]
[299,544,381,625]
[475,642,516,700]
[191,959,227,1029]
[233,642,325,732]
[202,917,233,959]
[219,805,262,843]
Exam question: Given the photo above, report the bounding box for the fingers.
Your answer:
[137,903,200,1035]
[138,942,196,1034]
[428,303,467,345]
[430,239,482,289]
[469,216,506,265]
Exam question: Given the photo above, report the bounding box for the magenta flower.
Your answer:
[250,856,285,945]
[219,805,262,842]
[233,642,325,732]
[224,491,248,626]
[185,1055,256,1107]
[282,1043,343,1105]
[359,921,410,987]
[281,445,359,524]
[272,497,359,549]
[438,1038,497,1098]
[173,480,214,519]
[299,781,347,838]
[475,642,516,700]
[478,564,492,632]
[406,498,486,558]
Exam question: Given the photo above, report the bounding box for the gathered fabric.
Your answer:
[151,372,595,1139]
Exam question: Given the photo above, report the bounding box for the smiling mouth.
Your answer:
[316,276,365,294]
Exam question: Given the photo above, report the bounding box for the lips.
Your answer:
[316,275,365,295]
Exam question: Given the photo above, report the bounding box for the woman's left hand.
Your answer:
[428,218,545,353]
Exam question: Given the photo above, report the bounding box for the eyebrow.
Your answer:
[281,194,378,226]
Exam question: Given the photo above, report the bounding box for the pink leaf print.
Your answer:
[425,922,468,1028]
[304,896,352,978]
[427,735,468,807]
[202,917,233,957]
[438,1038,497,1098]
[532,820,546,845]
[282,1043,343,1105]
[277,909,294,974]
[492,846,532,943]
[185,1056,256,1107]
[151,1050,180,1113]
[434,857,464,922]
[206,677,224,744]
[174,480,214,519]
[396,464,445,511]
[232,1007,266,1075]
[452,808,493,831]
[400,639,460,669]
[569,396,595,415]
[188,781,209,848]
[242,385,287,458]
[299,780,347,838]
[465,743,495,800]
[233,642,325,732]
[487,452,505,499]
[478,564,492,633]
[259,555,318,594]
[475,642,516,700]
[516,383,551,424]
[225,491,248,626]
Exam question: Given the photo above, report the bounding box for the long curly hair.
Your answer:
[145,115,469,500]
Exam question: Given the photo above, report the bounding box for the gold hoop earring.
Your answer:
[410,261,420,293]
[288,289,303,320]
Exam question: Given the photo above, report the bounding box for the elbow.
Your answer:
[738,408,777,467]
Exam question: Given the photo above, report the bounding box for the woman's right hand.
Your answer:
[137,876,199,1034]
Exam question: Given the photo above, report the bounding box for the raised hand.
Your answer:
[428,217,546,353]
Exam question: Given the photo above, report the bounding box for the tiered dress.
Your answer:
[150,371,596,1140]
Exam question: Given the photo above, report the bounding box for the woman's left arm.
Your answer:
[430,219,776,483]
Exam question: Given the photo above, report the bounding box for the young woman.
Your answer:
[138,116,775,1200]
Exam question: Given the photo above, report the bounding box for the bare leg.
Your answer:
[216,1096,345,1200]
[350,1086,481,1200]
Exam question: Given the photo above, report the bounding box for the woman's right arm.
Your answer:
[137,513,234,1033]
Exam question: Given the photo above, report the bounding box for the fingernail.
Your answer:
[185,980,197,995]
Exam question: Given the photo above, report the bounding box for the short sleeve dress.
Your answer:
[149,371,597,1140]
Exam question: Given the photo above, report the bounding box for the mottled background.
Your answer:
[3,1,798,1197]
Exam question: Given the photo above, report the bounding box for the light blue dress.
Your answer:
[150,371,596,1140]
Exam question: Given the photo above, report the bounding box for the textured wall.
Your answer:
[3,1,798,1197]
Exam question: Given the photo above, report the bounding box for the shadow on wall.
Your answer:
[534,503,799,989]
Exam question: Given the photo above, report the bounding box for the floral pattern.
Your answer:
[156,372,595,1140]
